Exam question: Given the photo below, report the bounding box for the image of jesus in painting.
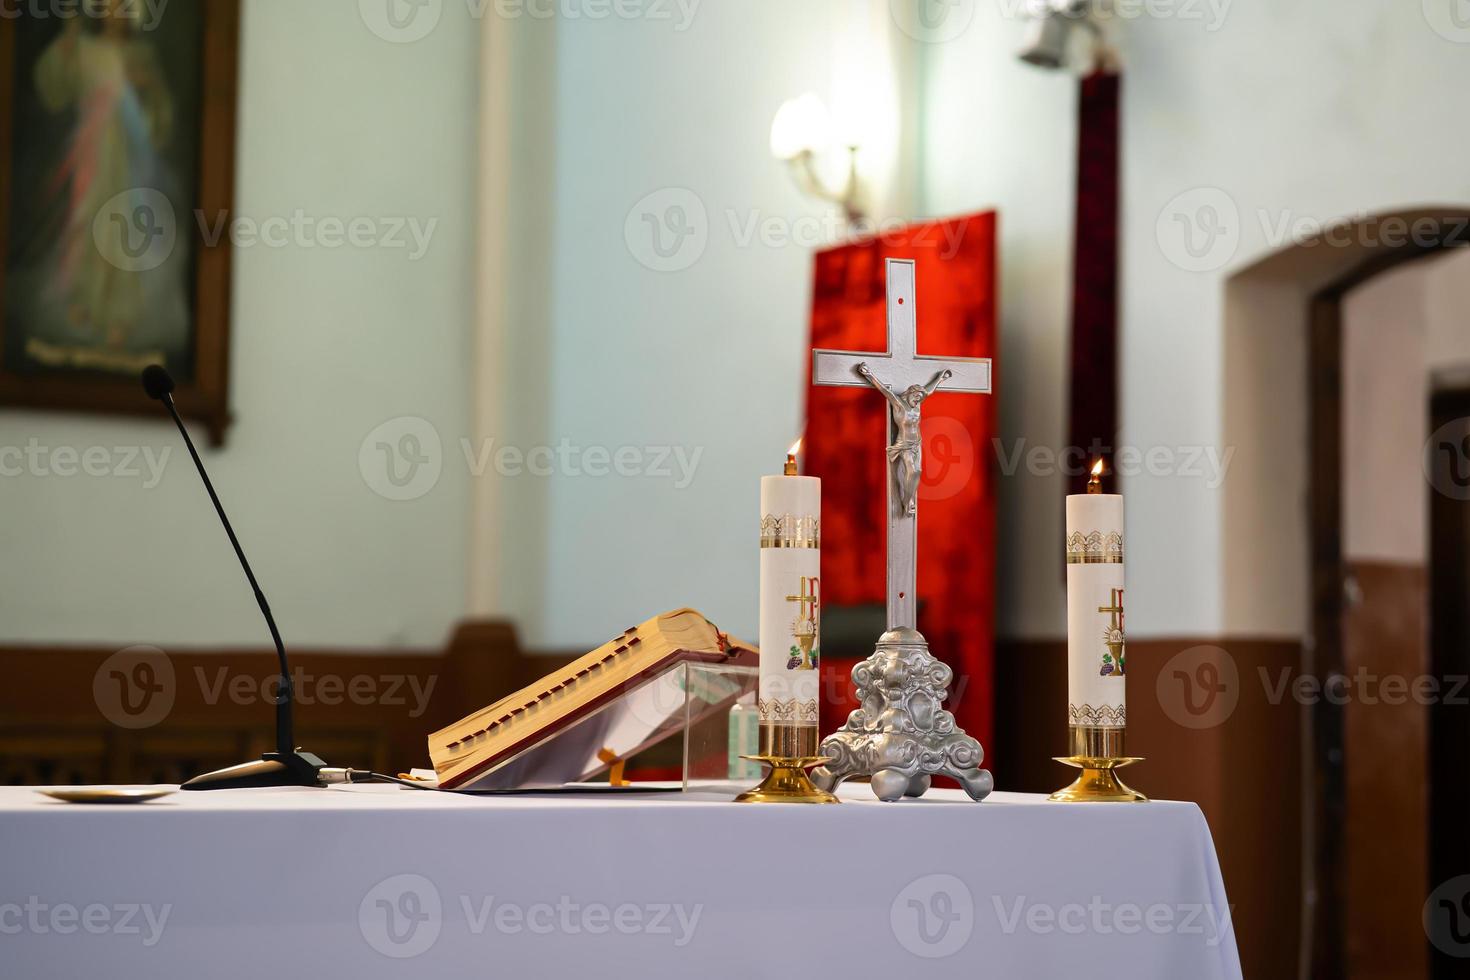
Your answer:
[2,1,202,380]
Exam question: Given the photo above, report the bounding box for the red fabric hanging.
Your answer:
[803,213,998,756]
[1068,69,1121,492]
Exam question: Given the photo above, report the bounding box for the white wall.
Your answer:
[920,3,1077,640]
[1425,248,1470,381]
[0,0,478,649]
[1218,244,1470,627]
[1347,246,1470,567]
[1220,261,1312,636]
[1342,263,1430,565]
[24,1,1467,651]
[495,1,918,647]
[920,1,1470,638]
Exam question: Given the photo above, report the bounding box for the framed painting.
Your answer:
[0,0,239,445]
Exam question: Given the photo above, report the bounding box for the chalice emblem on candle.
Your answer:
[1098,587,1126,676]
[785,576,819,671]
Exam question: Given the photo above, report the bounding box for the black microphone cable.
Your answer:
[317,769,439,791]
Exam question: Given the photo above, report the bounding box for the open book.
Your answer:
[428,609,756,790]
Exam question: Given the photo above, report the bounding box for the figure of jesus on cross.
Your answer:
[856,362,951,518]
[810,257,994,802]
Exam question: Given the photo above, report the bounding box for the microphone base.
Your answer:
[181,750,328,791]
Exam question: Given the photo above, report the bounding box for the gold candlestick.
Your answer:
[1049,725,1146,803]
[735,724,836,804]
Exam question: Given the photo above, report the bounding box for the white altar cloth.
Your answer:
[1,785,1241,979]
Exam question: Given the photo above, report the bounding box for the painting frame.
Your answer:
[0,0,240,446]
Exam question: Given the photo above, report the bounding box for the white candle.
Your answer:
[1065,462,1126,745]
[758,444,821,757]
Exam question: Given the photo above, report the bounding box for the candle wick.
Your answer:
[784,454,798,477]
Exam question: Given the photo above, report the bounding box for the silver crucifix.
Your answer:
[811,258,991,631]
[809,257,994,802]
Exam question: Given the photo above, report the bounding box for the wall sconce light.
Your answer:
[769,93,866,225]
[1018,0,1103,71]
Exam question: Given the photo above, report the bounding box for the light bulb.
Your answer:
[769,93,832,161]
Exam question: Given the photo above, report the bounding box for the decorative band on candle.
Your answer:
[1068,704,1128,727]
[1064,530,1124,564]
[760,514,821,549]
[757,699,820,724]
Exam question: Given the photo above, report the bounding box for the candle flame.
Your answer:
[1090,458,1104,478]
[783,437,803,475]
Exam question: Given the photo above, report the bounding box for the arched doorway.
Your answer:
[1223,209,1470,979]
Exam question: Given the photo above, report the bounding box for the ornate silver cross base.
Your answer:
[810,627,993,802]
[810,258,994,802]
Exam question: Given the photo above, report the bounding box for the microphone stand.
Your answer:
[152,386,328,790]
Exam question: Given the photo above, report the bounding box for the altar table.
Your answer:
[1,785,1242,979]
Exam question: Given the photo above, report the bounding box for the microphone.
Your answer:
[142,365,329,790]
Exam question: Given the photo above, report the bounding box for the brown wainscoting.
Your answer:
[0,620,562,786]
[997,636,1305,980]
[1342,561,1429,980]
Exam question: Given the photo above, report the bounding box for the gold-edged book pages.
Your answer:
[429,608,756,790]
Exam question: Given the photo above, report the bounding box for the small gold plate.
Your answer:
[38,788,175,805]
